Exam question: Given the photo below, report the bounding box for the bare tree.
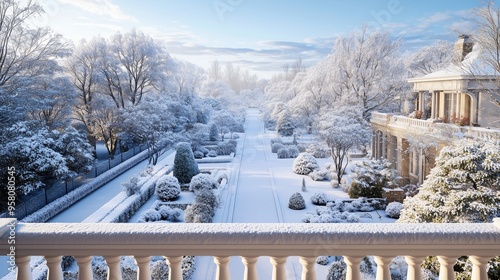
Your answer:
[468,1,500,107]
[208,60,223,81]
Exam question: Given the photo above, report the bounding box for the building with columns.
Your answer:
[371,35,500,185]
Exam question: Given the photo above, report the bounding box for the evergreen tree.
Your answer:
[399,139,500,223]
[209,123,219,141]
[276,111,295,136]
[173,142,199,184]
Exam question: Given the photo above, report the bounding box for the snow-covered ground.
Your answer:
[1,108,396,279]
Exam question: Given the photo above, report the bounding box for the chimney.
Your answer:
[452,34,474,64]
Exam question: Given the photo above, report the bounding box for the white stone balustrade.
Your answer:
[1,218,500,280]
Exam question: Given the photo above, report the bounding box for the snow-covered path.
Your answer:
[48,150,173,223]
[230,109,281,223]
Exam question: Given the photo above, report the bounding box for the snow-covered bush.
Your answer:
[302,206,360,223]
[189,173,218,193]
[308,169,331,181]
[195,188,219,211]
[293,153,319,175]
[140,165,154,177]
[218,141,236,155]
[306,143,329,158]
[155,176,181,202]
[207,150,217,157]
[385,202,403,218]
[326,260,347,280]
[330,180,339,188]
[122,176,140,196]
[272,143,285,153]
[184,202,213,223]
[277,147,290,158]
[193,150,204,159]
[288,145,300,158]
[400,184,419,197]
[92,257,108,280]
[121,256,138,280]
[348,159,398,199]
[289,192,306,210]
[150,259,169,280]
[316,256,331,266]
[139,208,162,222]
[173,142,199,184]
[350,197,374,212]
[296,143,307,153]
[311,193,330,205]
[158,206,183,222]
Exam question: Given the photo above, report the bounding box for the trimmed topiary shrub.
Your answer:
[385,202,403,218]
[289,192,306,210]
[209,123,219,141]
[189,173,218,193]
[155,176,181,202]
[316,256,331,266]
[173,142,199,184]
[293,153,319,175]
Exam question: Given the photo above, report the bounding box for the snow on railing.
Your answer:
[370,112,392,125]
[1,219,500,280]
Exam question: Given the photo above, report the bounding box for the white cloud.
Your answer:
[57,0,137,22]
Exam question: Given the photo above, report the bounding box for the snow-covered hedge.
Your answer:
[385,202,403,218]
[293,153,319,175]
[272,143,285,153]
[189,173,218,193]
[289,192,306,210]
[155,176,181,202]
[195,189,219,211]
[22,149,150,223]
[208,150,217,157]
[277,147,289,158]
[184,203,213,223]
[193,150,204,159]
[138,203,183,223]
[303,207,360,223]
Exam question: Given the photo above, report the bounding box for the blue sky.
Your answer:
[40,0,492,78]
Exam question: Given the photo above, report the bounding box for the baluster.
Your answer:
[214,256,231,280]
[343,256,362,280]
[299,256,316,280]
[134,256,151,280]
[241,256,258,280]
[75,256,93,280]
[469,256,491,280]
[405,256,425,280]
[437,256,458,280]
[45,256,64,280]
[105,256,122,280]
[165,256,183,280]
[374,256,394,280]
[270,256,287,280]
[16,256,32,280]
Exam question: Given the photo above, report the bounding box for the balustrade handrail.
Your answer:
[2,220,500,257]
